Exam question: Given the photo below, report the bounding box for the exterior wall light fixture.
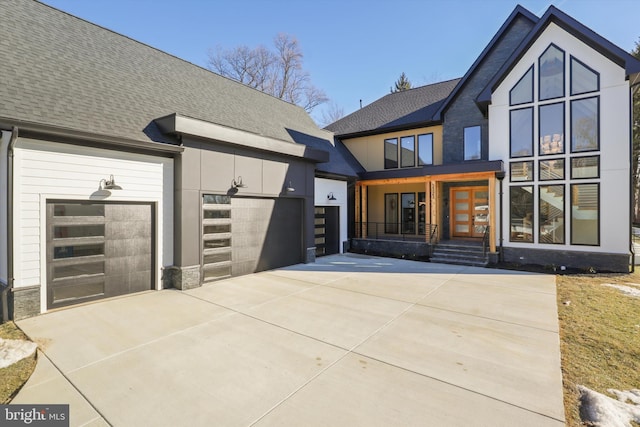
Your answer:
[327,192,337,201]
[101,175,123,190]
[285,181,295,193]
[232,176,247,188]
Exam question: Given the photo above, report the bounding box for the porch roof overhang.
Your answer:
[358,160,504,183]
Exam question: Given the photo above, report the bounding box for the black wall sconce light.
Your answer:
[100,174,122,190]
[232,176,247,189]
[327,192,336,201]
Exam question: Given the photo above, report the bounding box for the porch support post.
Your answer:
[361,184,368,239]
[489,175,497,252]
[355,182,362,237]
[424,177,430,242]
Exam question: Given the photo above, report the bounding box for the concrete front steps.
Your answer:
[430,241,488,267]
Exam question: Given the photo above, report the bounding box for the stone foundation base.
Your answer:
[163,265,201,290]
[502,247,630,273]
[305,247,316,264]
[11,286,41,320]
[350,238,430,261]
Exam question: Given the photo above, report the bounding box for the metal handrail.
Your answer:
[354,222,436,242]
[482,225,490,256]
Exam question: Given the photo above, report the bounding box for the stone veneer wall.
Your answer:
[502,247,630,273]
[10,286,41,320]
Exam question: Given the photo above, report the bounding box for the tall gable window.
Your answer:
[508,43,601,247]
[539,44,565,101]
[464,126,481,161]
[571,57,599,95]
[510,66,534,105]
[384,138,398,169]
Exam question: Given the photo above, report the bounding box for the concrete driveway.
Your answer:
[15,254,565,426]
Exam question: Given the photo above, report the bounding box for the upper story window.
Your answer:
[539,44,565,101]
[384,138,398,169]
[463,126,481,160]
[384,132,434,169]
[571,56,599,95]
[571,96,599,152]
[539,102,565,155]
[510,66,534,105]
[418,133,433,165]
[400,135,415,167]
[510,107,533,157]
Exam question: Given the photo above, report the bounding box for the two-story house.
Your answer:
[328,5,640,272]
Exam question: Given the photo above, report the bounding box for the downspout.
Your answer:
[2,126,18,322]
[496,171,505,263]
[630,81,640,273]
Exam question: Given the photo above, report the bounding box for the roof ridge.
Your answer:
[33,0,310,113]
[385,77,463,97]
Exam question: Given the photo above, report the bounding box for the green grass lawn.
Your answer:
[556,272,640,426]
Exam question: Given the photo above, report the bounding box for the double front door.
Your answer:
[450,187,489,238]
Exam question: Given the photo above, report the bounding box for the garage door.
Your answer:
[46,201,154,309]
[201,195,303,282]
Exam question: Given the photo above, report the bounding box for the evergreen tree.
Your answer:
[391,72,412,93]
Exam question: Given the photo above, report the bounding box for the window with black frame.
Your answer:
[510,186,534,242]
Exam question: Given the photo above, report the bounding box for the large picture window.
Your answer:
[508,45,601,248]
[510,107,533,157]
[510,186,534,242]
[417,133,433,165]
[464,126,481,161]
[400,135,415,167]
[539,103,564,155]
[384,138,398,169]
[539,44,565,101]
[571,97,599,152]
[571,184,599,245]
[539,185,564,244]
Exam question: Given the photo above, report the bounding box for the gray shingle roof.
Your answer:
[0,0,329,147]
[324,78,461,138]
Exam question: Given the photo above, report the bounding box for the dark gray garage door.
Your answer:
[46,201,154,309]
[201,195,303,283]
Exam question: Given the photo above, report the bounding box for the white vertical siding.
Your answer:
[13,137,174,311]
[314,177,348,253]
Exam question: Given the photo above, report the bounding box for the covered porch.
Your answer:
[352,163,504,261]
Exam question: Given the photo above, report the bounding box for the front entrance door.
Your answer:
[450,187,489,238]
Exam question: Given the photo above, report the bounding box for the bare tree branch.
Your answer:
[207,34,327,113]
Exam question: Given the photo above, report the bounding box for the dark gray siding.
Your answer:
[443,16,536,163]
[174,137,315,287]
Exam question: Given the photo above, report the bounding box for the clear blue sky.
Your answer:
[40,0,640,124]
